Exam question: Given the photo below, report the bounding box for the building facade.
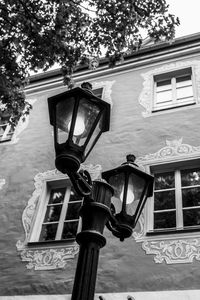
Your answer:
[1,33,200,299]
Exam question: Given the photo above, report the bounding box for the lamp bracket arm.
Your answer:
[68,169,92,197]
[106,206,125,242]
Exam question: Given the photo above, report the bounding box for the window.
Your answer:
[93,87,103,98]
[0,113,14,143]
[30,180,83,243]
[153,68,195,111]
[150,166,200,233]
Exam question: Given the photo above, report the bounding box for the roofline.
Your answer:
[26,32,200,95]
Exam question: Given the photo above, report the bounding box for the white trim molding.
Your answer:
[1,99,37,145]
[133,138,200,264]
[2,290,200,300]
[92,80,115,106]
[0,179,5,190]
[138,60,200,117]
[16,164,102,270]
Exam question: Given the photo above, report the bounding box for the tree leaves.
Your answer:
[0,0,179,127]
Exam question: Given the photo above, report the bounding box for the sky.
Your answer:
[167,0,200,38]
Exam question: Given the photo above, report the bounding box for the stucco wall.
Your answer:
[1,54,200,296]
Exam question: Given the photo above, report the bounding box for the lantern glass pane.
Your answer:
[126,173,146,216]
[84,113,103,158]
[72,97,101,146]
[56,97,75,144]
[108,173,125,214]
[108,171,146,216]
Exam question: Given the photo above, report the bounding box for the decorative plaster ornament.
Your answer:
[139,60,200,117]
[134,139,200,264]
[17,164,102,270]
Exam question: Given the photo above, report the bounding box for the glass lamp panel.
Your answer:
[56,97,75,144]
[72,97,100,146]
[125,173,146,217]
[108,173,125,214]
[84,113,103,158]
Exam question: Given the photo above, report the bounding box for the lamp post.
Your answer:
[48,83,154,300]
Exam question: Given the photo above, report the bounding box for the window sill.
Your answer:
[152,101,196,113]
[27,238,76,248]
[147,226,200,236]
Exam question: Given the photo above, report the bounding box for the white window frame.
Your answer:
[147,160,200,234]
[153,67,195,112]
[29,178,83,243]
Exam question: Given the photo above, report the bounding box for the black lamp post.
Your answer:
[48,83,154,300]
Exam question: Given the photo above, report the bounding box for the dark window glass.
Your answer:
[155,172,175,190]
[39,223,58,241]
[157,79,171,87]
[65,202,82,220]
[62,221,79,240]
[154,190,175,211]
[49,187,66,204]
[69,187,82,202]
[44,205,62,222]
[183,208,200,227]
[154,211,176,229]
[181,168,200,187]
[182,187,200,207]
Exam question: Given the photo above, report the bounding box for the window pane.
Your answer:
[176,86,193,100]
[69,187,83,202]
[157,79,171,90]
[183,208,200,227]
[182,187,200,207]
[154,211,176,229]
[154,172,175,190]
[176,75,191,86]
[181,168,200,186]
[65,202,82,220]
[44,205,62,222]
[156,90,172,104]
[154,190,175,210]
[49,187,66,204]
[39,223,58,241]
[62,221,79,240]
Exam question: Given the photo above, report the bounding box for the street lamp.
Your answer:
[48,82,110,195]
[47,83,154,300]
[102,154,154,241]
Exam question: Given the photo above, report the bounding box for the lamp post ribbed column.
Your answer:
[71,180,113,300]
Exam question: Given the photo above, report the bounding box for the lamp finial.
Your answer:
[126,154,136,163]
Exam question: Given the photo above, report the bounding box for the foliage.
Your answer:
[0,0,179,126]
